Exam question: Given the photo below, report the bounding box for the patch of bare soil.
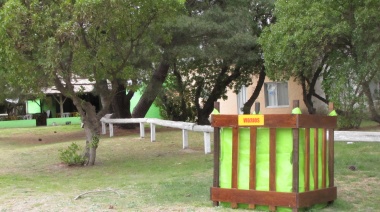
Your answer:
[1,129,86,145]
[1,126,180,145]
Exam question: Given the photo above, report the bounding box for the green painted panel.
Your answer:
[27,100,41,114]
[0,120,36,128]
[130,90,162,118]
[219,127,327,211]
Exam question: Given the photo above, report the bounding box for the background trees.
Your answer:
[157,0,275,124]
[0,0,182,165]
[260,0,380,128]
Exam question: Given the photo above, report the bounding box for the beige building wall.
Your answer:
[219,77,310,115]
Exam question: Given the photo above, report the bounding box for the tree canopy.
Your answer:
[260,0,380,126]
[157,0,274,124]
[0,0,183,165]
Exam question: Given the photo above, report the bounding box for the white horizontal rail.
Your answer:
[100,115,213,154]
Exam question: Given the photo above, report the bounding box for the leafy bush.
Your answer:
[337,110,363,130]
[59,142,86,166]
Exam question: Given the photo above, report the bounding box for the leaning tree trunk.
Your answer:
[132,58,170,118]
[195,66,242,125]
[242,69,266,114]
[362,81,380,123]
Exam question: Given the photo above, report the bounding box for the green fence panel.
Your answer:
[219,127,327,211]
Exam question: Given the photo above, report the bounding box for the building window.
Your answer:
[265,82,289,107]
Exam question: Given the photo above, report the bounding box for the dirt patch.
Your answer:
[0,130,86,145]
[0,126,180,145]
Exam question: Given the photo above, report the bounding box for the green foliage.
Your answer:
[337,113,362,130]
[91,135,99,148]
[0,0,183,103]
[260,0,380,120]
[156,74,197,121]
[0,0,184,164]
[159,0,274,122]
[58,142,85,166]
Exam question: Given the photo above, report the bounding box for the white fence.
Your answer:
[100,115,214,154]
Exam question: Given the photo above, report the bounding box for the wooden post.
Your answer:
[231,127,239,208]
[292,100,300,212]
[305,128,310,192]
[314,128,319,190]
[212,101,220,206]
[328,102,335,188]
[249,126,257,209]
[322,129,327,188]
[269,128,276,211]
[293,100,299,108]
[255,102,260,114]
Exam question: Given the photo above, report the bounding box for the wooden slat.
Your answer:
[298,115,337,128]
[210,187,297,207]
[269,128,276,211]
[249,127,257,209]
[212,127,221,206]
[292,128,300,193]
[212,115,239,127]
[298,187,338,207]
[313,128,319,190]
[328,128,335,187]
[210,187,337,208]
[322,129,327,188]
[269,128,276,191]
[305,128,310,192]
[231,127,239,208]
[261,114,298,128]
[212,114,337,129]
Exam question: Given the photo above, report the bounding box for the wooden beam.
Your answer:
[211,188,297,207]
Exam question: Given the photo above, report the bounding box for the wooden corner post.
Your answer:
[212,102,220,206]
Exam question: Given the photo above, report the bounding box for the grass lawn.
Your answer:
[0,125,379,211]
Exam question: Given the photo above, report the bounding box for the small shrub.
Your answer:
[59,142,86,166]
[337,110,363,130]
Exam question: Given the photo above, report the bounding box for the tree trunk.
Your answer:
[173,64,189,121]
[132,58,170,118]
[242,68,266,114]
[362,81,380,123]
[195,66,242,125]
[111,81,135,128]
[71,98,101,166]
[301,77,316,114]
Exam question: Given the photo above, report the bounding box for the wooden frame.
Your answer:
[210,113,337,212]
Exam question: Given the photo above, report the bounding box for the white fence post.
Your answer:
[109,123,114,137]
[182,129,189,149]
[139,122,145,138]
[150,123,156,142]
[204,132,211,154]
[100,115,214,154]
[101,121,106,135]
